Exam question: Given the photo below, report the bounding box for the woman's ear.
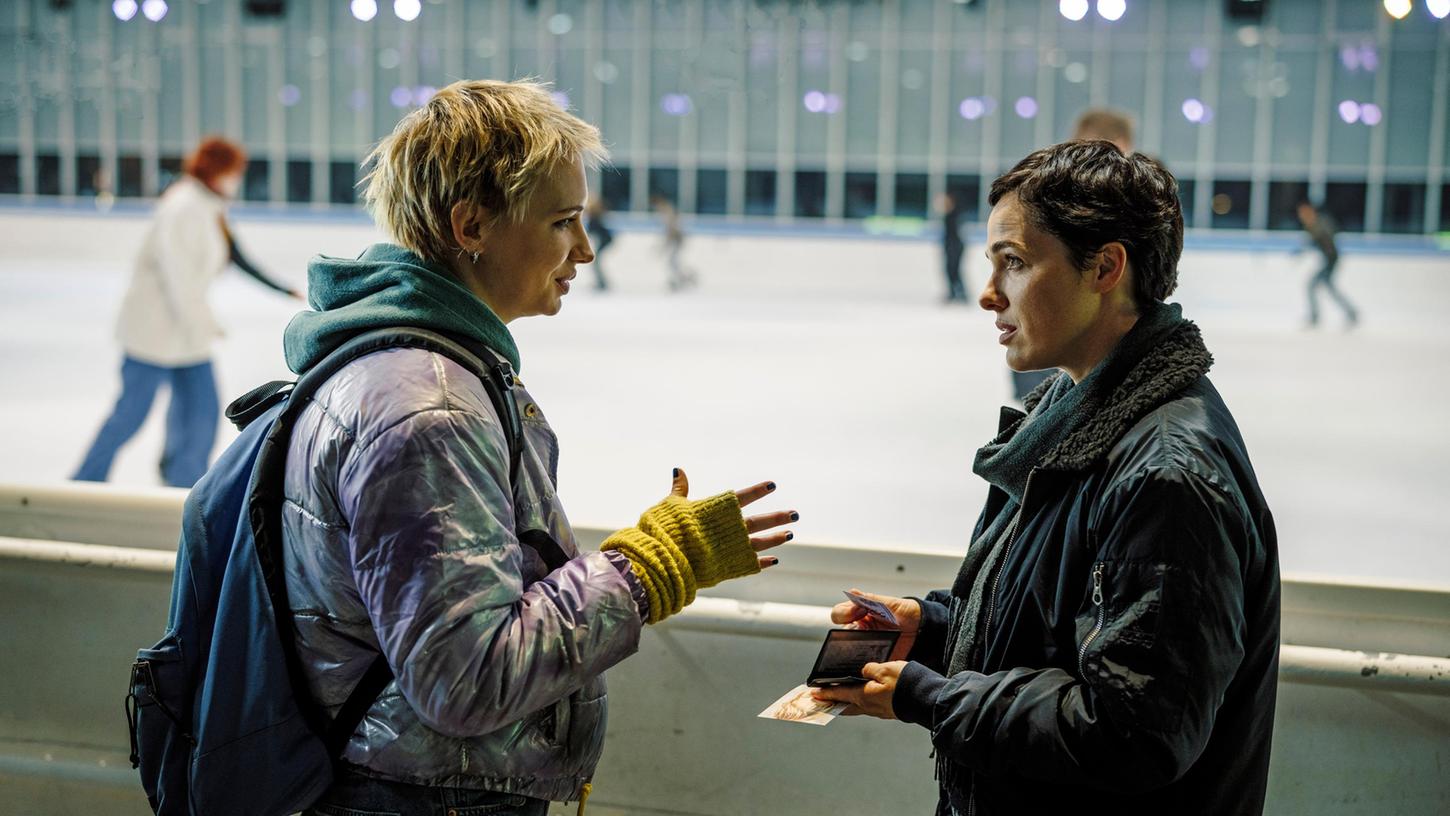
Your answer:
[1093,242,1130,295]
[450,200,491,255]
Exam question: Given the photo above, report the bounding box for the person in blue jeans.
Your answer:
[73,137,299,488]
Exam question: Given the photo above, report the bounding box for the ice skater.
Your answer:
[585,196,614,291]
[72,136,300,488]
[1296,200,1359,329]
[938,191,969,303]
[653,194,697,291]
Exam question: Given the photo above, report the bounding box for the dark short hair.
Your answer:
[988,141,1183,305]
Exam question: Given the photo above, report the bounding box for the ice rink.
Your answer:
[2,207,1447,586]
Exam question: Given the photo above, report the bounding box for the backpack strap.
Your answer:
[245,327,525,759]
[225,380,294,431]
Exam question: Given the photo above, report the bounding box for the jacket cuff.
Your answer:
[603,550,651,622]
[894,661,946,728]
[904,595,951,668]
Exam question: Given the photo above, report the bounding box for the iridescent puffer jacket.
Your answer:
[281,345,644,802]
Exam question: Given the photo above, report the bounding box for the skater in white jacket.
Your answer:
[74,137,299,487]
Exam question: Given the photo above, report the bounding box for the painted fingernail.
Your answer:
[672,467,680,478]
[789,511,800,522]
[785,532,794,541]
[766,557,780,566]
[766,481,777,491]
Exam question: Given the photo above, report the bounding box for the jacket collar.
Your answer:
[1021,319,1213,474]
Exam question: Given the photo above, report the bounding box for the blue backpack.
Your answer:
[124,328,525,816]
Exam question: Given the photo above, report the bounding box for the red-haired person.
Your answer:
[73,137,300,487]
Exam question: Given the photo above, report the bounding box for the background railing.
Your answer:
[2,482,1448,814]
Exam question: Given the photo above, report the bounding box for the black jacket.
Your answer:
[895,353,1280,814]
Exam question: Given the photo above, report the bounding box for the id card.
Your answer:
[805,628,900,687]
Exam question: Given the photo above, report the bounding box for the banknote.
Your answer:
[757,683,848,726]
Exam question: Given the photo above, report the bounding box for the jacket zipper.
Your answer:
[1077,562,1106,677]
[982,471,1033,659]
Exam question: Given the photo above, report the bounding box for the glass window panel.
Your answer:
[1269,49,1316,169]
[1103,52,1146,142]
[600,165,630,211]
[745,168,776,216]
[510,1,541,51]
[844,171,876,219]
[330,40,363,154]
[795,17,832,160]
[845,41,881,160]
[896,49,932,161]
[159,156,183,191]
[1385,49,1434,172]
[1324,181,1366,232]
[1381,182,1426,234]
[282,29,310,153]
[119,155,144,198]
[1000,48,1040,163]
[900,0,935,34]
[1160,49,1205,168]
[1441,185,1450,232]
[36,154,61,197]
[1212,179,1252,229]
[1267,180,1310,230]
[794,169,826,218]
[330,160,358,205]
[1273,0,1322,36]
[243,158,269,202]
[1214,44,1257,166]
[600,48,633,153]
[199,24,229,136]
[76,155,102,196]
[0,155,18,194]
[286,159,311,203]
[1053,49,1095,142]
[947,44,988,172]
[1326,37,1375,171]
[1334,2,1377,33]
[895,172,929,219]
[648,167,679,205]
[242,42,272,152]
[694,30,740,161]
[697,168,727,215]
[744,26,778,155]
[946,174,982,223]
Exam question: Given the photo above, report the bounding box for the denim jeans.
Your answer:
[73,355,218,488]
[304,768,551,816]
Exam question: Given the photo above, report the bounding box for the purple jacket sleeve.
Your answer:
[338,406,643,739]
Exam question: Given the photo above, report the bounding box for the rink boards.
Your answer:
[1,483,1446,816]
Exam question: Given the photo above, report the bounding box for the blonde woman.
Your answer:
[281,79,793,815]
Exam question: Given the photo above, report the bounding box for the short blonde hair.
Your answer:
[362,78,607,264]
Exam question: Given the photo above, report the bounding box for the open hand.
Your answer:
[831,590,920,661]
[671,467,794,570]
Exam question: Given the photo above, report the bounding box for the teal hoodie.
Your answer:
[283,244,520,374]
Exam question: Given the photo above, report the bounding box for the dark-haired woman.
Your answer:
[816,140,1280,816]
[73,137,300,487]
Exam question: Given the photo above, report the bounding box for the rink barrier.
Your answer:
[4,199,1447,256]
[2,532,1447,698]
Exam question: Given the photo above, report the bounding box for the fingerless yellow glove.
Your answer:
[600,491,759,624]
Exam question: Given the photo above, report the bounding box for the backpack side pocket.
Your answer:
[127,633,194,811]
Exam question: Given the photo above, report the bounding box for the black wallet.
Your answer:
[805,628,900,687]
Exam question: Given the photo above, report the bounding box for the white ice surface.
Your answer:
[2,208,1447,585]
